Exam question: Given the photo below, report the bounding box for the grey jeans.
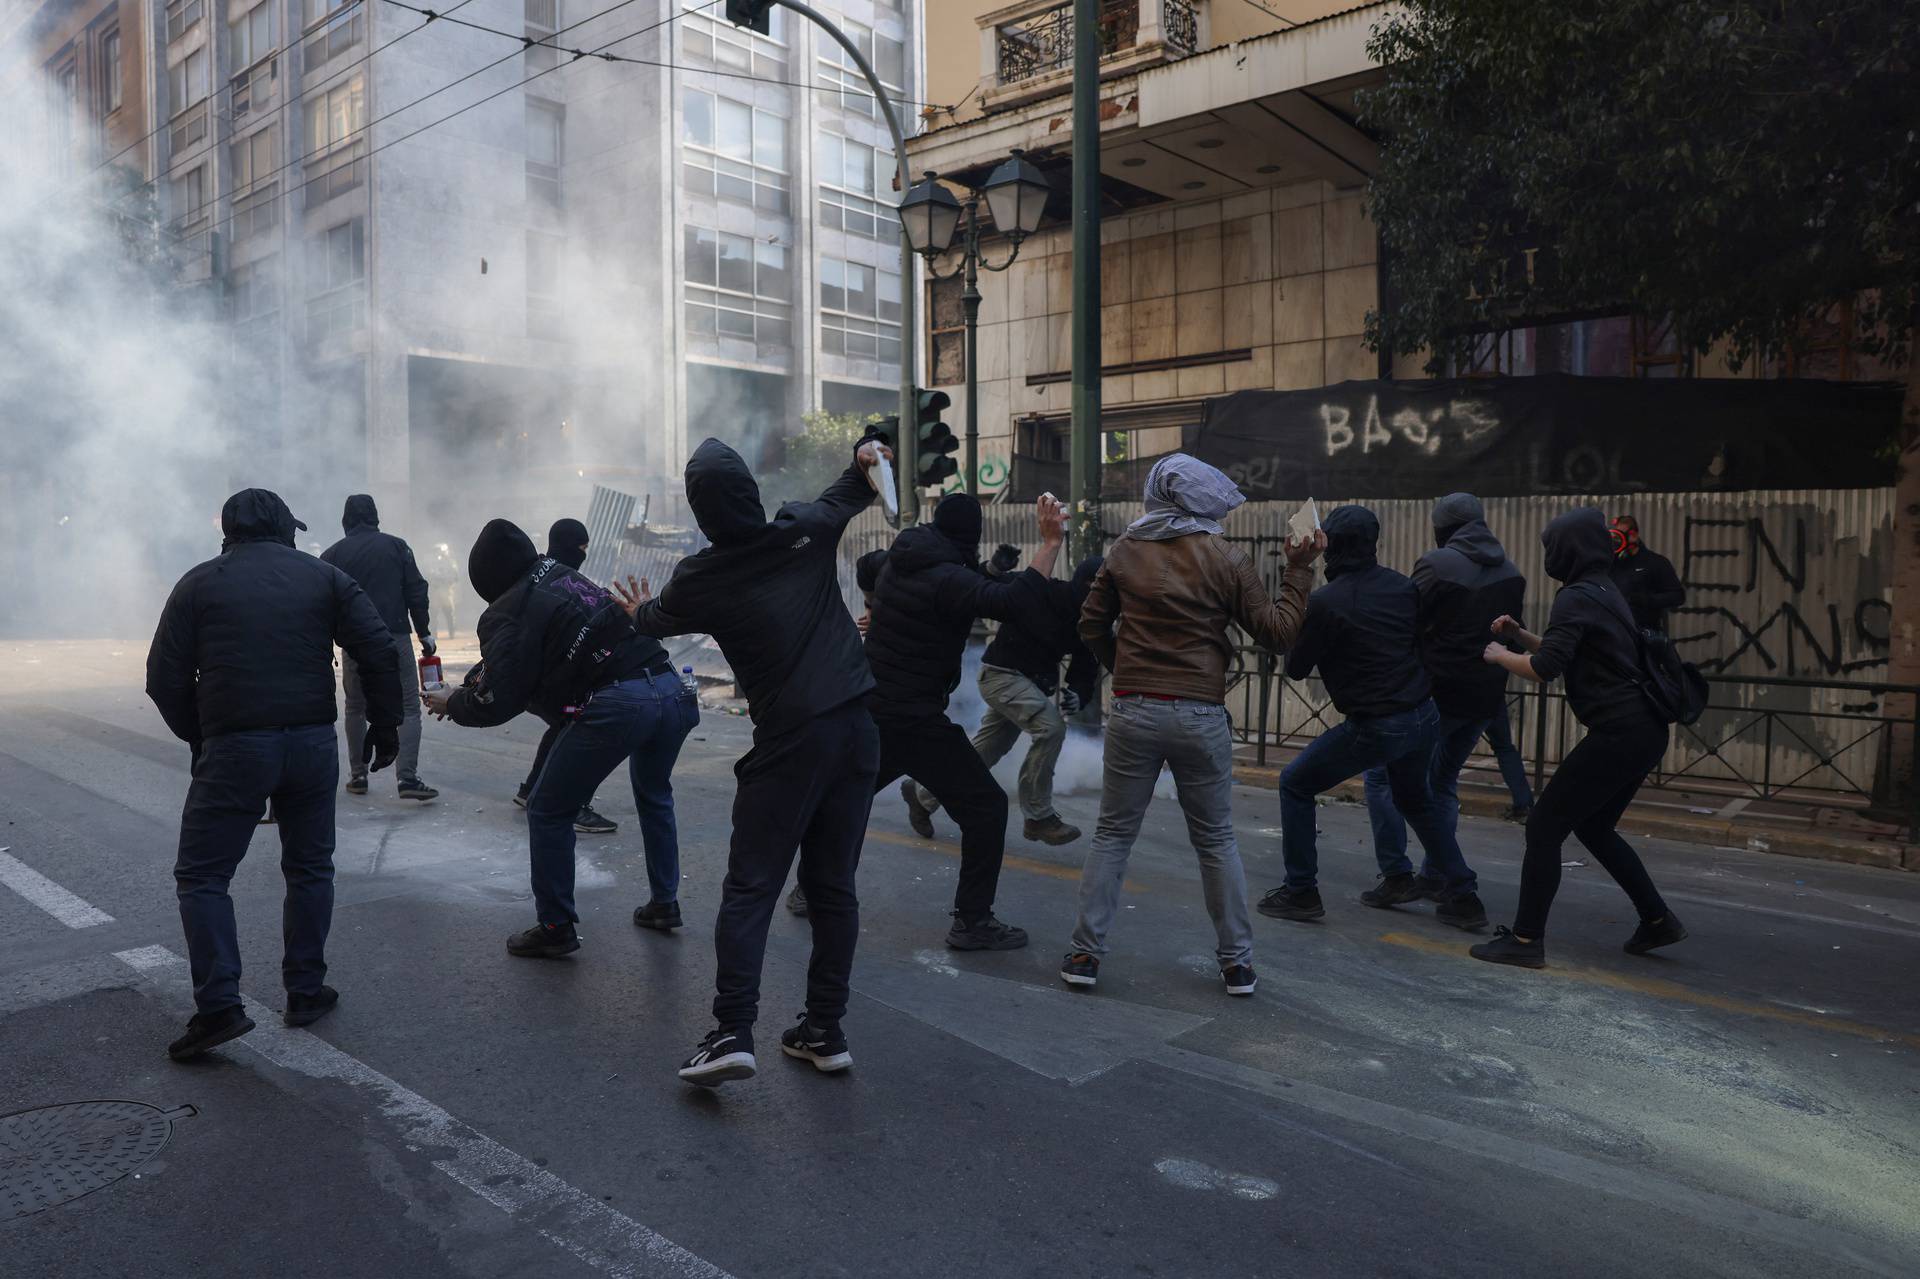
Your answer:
[917,664,1065,823]
[1071,695,1253,968]
[341,634,422,784]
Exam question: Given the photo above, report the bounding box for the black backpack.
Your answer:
[1589,584,1709,726]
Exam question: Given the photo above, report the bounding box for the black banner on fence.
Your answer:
[1193,375,1902,499]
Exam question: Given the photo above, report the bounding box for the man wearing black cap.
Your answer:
[147,488,404,1060]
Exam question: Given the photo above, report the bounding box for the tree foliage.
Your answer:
[1359,1,1919,376]
[764,409,882,507]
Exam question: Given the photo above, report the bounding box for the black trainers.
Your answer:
[1502,805,1532,824]
[632,900,682,932]
[785,884,809,916]
[284,985,339,1028]
[1257,885,1325,921]
[901,779,936,839]
[1624,912,1688,955]
[1222,964,1257,996]
[1411,873,1446,902]
[398,778,439,802]
[1059,952,1099,988]
[946,913,1029,951]
[345,776,368,796]
[1436,890,1490,931]
[1023,815,1082,846]
[1470,926,1546,969]
[167,1005,256,1061]
[506,921,580,958]
[573,806,617,834]
[513,785,531,810]
[779,1015,852,1073]
[679,1026,756,1086]
[1360,872,1423,908]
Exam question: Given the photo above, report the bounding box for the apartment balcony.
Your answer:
[982,0,1204,110]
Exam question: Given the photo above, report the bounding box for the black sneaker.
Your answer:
[1436,890,1489,932]
[632,900,682,932]
[1411,873,1446,902]
[573,806,618,834]
[345,776,368,796]
[1470,926,1546,969]
[506,921,580,958]
[1257,885,1325,921]
[1502,805,1532,824]
[1624,912,1687,955]
[785,885,809,916]
[398,778,439,802]
[1222,964,1257,996]
[1023,815,1082,846]
[284,985,339,1028]
[1059,952,1099,988]
[678,1026,756,1086]
[167,1005,256,1061]
[779,1015,852,1073]
[901,779,936,839]
[513,785,531,810]
[946,913,1029,951]
[1360,872,1422,908]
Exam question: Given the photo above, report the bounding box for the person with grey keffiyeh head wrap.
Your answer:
[1126,454,1246,541]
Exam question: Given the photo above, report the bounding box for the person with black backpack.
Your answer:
[1469,507,1687,969]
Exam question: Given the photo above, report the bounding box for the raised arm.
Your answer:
[787,435,891,539]
[1229,531,1321,655]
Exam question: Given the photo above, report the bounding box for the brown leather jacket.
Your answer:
[1079,531,1312,704]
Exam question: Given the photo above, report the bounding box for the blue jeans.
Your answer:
[1485,707,1535,811]
[525,672,697,922]
[1279,700,1476,893]
[174,725,338,1014]
[1362,712,1489,887]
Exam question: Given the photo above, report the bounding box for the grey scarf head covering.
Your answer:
[1126,453,1245,541]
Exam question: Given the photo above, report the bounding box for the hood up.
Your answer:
[468,519,540,603]
[341,493,379,533]
[1431,492,1506,566]
[1126,453,1244,541]
[1070,553,1104,610]
[1322,505,1380,580]
[221,488,306,550]
[886,521,973,574]
[547,517,590,570]
[931,492,983,548]
[1542,507,1614,584]
[685,438,767,548]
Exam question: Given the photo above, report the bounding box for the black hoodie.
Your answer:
[979,554,1103,703]
[147,488,402,744]
[631,437,876,738]
[320,494,432,640]
[1285,505,1431,717]
[1533,508,1657,732]
[547,518,590,570]
[447,519,664,728]
[1409,493,1527,721]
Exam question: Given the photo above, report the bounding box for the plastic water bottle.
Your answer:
[679,665,698,695]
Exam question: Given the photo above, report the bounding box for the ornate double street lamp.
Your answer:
[899,151,1050,494]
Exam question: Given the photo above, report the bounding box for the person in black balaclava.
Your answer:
[147,488,403,1060]
[613,432,889,1087]
[1471,507,1686,969]
[511,518,621,837]
[424,518,694,963]
[321,494,437,801]
[1257,505,1486,930]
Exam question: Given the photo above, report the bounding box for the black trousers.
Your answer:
[712,699,879,1030]
[871,709,1010,922]
[1514,719,1671,939]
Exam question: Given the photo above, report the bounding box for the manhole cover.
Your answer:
[0,1101,195,1221]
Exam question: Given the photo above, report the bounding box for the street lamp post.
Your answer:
[900,152,1049,495]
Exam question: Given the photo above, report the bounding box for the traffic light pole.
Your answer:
[775,1,920,522]
[1068,0,1103,560]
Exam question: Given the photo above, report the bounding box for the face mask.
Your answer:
[1610,521,1640,557]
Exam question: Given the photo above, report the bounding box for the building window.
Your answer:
[100,29,123,115]
[303,0,363,70]
[232,126,280,240]
[171,166,207,230]
[49,59,78,172]
[525,0,557,26]
[816,133,896,240]
[309,218,366,340]
[528,231,563,337]
[817,19,903,117]
[526,101,562,207]
[684,226,791,353]
[230,1,277,69]
[169,47,209,114]
[680,0,786,77]
[523,0,559,73]
[230,256,282,323]
[682,89,788,214]
[304,76,366,201]
[927,275,965,385]
[821,257,901,363]
[165,0,203,44]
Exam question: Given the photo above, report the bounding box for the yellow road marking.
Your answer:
[1379,931,1920,1049]
[863,828,1145,891]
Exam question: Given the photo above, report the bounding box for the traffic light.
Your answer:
[869,414,899,450]
[724,0,773,34]
[914,388,957,488]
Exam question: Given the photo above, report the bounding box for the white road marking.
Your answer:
[1153,1156,1279,1201]
[0,847,114,928]
[113,946,735,1279]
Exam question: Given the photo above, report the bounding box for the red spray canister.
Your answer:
[418,652,444,690]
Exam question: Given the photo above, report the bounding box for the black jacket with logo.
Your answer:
[1411,497,1527,721]
[1285,506,1432,718]
[1608,547,1685,632]
[319,494,431,641]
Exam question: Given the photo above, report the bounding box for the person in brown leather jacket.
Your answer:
[1062,454,1323,995]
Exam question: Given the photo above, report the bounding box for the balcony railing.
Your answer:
[995,0,1199,87]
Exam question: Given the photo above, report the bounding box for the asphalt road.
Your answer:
[3,639,1917,1278]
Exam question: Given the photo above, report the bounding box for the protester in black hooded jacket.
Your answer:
[321,494,436,800]
[1471,507,1685,969]
[1607,514,1685,633]
[1362,493,1526,902]
[145,488,403,1060]
[1258,505,1486,930]
[426,519,692,963]
[614,434,888,1086]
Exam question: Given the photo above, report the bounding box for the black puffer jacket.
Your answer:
[634,437,877,739]
[319,494,431,641]
[1285,505,1431,718]
[1411,494,1526,721]
[447,519,665,728]
[862,523,1049,720]
[1534,508,1658,733]
[147,488,402,745]
[980,554,1103,703]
